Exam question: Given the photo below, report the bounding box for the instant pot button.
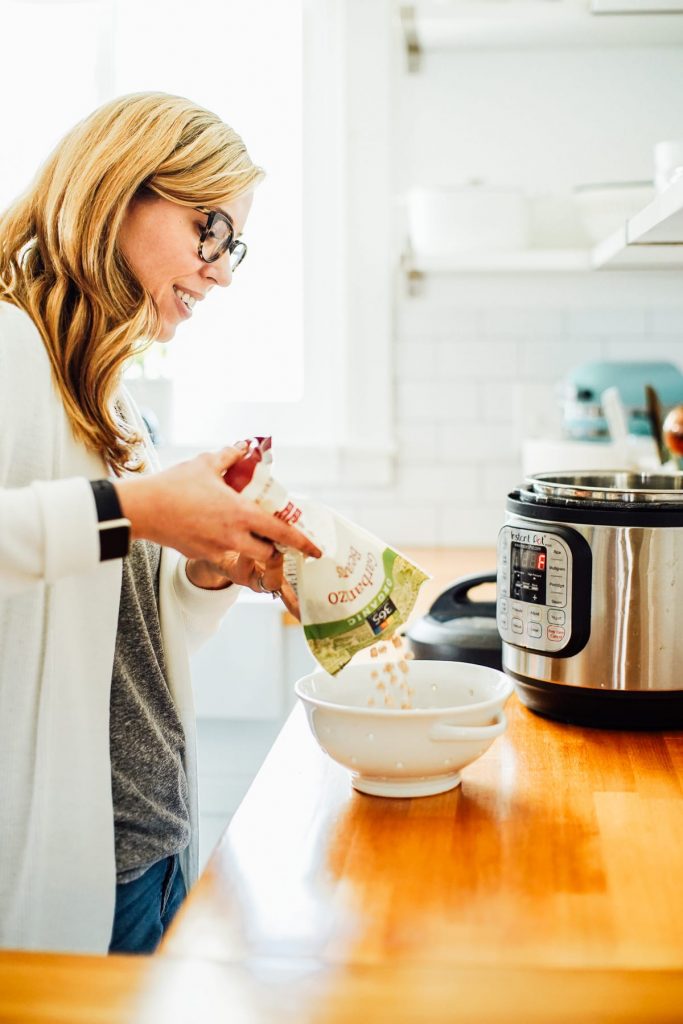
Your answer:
[547,625,565,642]
[499,615,508,630]
[527,622,542,638]
[512,617,524,635]
[499,599,508,615]
[547,609,566,625]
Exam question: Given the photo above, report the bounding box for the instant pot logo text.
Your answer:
[510,529,546,545]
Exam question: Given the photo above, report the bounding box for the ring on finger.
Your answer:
[256,572,279,597]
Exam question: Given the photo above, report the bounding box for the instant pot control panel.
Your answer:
[497,522,592,658]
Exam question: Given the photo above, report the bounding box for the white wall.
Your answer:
[290,37,683,550]
[397,48,683,193]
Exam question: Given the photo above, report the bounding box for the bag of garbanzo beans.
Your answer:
[224,438,429,675]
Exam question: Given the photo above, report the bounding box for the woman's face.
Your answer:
[118,190,253,341]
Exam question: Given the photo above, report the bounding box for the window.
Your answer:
[112,0,310,445]
[0,0,394,478]
[0,0,108,204]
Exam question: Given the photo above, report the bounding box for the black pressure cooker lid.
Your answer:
[405,572,502,671]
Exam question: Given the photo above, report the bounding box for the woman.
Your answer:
[0,92,319,955]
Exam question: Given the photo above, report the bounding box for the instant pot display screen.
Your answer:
[510,542,547,604]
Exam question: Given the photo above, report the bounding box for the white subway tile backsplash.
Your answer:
[515,381,564,438]
[436,337,519,379]
[397,299,480,340]
[602,336,683,366]
[396,462,478,500]
[396,379,479,420]
[518,338,604,381]
[481,380,519,423]
[396,339,437,379]
[564,309,646,337]
[436,419,521,463]
[436,504,503,548]
[354,501,439,548]
[482,461,524,504]
[649,309,683,336]
[340,285,683,546]
[480,307,564,339]
[396,419,439,460]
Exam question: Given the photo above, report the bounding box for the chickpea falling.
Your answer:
[367,634,415,708]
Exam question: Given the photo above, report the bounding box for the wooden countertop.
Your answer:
[3,548,683,1023]
[164,701,683,973]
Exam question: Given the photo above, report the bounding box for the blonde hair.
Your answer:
[0,92,264,473]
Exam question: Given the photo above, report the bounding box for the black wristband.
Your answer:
[89,479,131,561]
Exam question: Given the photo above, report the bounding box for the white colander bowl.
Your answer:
[294,660,513,798]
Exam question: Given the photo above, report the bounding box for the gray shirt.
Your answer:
[110,540,191,883]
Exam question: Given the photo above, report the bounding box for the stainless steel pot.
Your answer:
[497,471,683,728]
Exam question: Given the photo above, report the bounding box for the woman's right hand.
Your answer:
[113,446,322,564]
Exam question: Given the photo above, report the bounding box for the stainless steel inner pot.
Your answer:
[523,471,683,504]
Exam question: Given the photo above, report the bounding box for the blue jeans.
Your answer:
[108,854,187,954]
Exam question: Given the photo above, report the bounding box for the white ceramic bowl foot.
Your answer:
[352,772,462,799]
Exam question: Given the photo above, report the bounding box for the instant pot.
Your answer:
[498,471,683,728]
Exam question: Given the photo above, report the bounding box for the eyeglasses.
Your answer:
[195,207,247,270]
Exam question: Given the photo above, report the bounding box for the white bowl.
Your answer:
[294,661,513,798]
[407,185,529,255]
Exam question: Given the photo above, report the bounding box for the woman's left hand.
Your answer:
[186,550,300,619]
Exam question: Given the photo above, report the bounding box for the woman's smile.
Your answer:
[172,285,197,318]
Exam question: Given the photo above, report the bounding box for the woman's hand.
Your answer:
[113,446,321,568]
[185,549,301,619]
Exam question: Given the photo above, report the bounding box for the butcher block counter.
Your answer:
[2,548,683,1023]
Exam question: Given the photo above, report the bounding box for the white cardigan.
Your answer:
[0,302,239,954]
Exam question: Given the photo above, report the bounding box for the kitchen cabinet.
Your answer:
[191,590,315,868]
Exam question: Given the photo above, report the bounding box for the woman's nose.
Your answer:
[204,251,232,288]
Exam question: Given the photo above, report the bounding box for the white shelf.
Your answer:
[589,180,683,266]
[400,0,683,64]
[405,231,683,275]
[626,176,683,243]
[406,249,592,273]
[592,0,683,12]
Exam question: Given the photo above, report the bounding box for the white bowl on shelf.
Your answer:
[406,184,529,255]
[295,661,513,798]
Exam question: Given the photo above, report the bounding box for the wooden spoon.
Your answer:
[645,384,669,465]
